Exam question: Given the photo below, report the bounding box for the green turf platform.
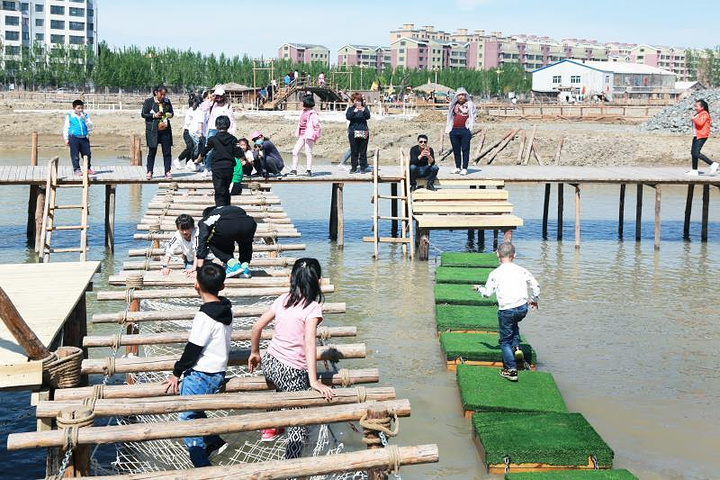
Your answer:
[457,365,567,415]
[434,283,498,306]
[436,266,494,285]
[435,305,499,332]
[505,471,637,480]
[473,412,614,469]
[441,252,499,268]
[439,333,536,365]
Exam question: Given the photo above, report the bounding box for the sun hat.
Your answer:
[213,86,226,96]
[250,130,263,141]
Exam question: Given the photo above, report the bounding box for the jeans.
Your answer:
[68,136,91,171]
[147,130,172,174]
[348,131,368,171]
[211,164,233,206]
[204,129,217,171]
[498,304,528,370]
[292,137,315,171]
[691,137,714,169]
[409,163,439,187]
[178,369,226,467]
[449,127,471,169]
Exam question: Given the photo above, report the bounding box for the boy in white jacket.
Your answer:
[475,242,540,382]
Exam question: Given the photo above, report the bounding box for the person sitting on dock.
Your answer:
[409,134,439,191]
[163,263,232,467]
[200,115,243,207]
[161,214,198,276]
[474,242,540,382]
[62,99,95,176]
[250,131,285,177]
[248,258,335,456]
[196,205,257,279]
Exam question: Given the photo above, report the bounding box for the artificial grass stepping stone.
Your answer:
[435,305,499,333]
[456,365,567,416]
[473,412,614,473]
[439,333,536,369]
[436,266,493,285]
[441,252,498,268]
[434,283,497,306]
[505,471,638,480]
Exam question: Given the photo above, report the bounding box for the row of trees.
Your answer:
[692,47,720,87]
[0,41,531,96]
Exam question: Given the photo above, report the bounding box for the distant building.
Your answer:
[532,59,677,101]
[337,45,390,71]
[277,42,330,66]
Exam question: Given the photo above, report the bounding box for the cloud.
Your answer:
[456,0,492,10]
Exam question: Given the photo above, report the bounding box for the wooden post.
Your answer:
[542,183,551,239]
[574,184,581,249]
[654,185,662,250]
[683,184,694,240]
[635,184,643,242]
[27,185,39,245]
[363,404,390,480]
[701,184,710,242]
[554,137,564,165]
[618,184,626,239]
[417,228,429,261]
[493,229,499,250]
[63,294,88,387]
[130,135,137,166]
[105,184,116,253]
[31,131,39,166]
[57,408,91,477]
[557,183,564,240]
[477,229,485,251]
[0,286,52,360]
[390,182,398,237]
[329,183,338,240]
[515,130,526,165]
[336,183,345,248]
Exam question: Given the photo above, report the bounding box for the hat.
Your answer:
[250,130,263,141]
[455,87,469,96]
[213,86,226,96]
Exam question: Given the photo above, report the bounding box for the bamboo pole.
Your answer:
[654,185,662,250]
[31,131,38,166]
[635,183,643,241]
[701,184,710,242]
[144,205,286,215]
[127,244,305,257]
[0,286,52,360]
[136,223,297,233]
[8,399,412,449]
[83,326,357,348]
[542,183,550,239]
[683,184,694,240]
[81,344,365,375]
[96,285,333,302]
[122,257,297,270]
[37,387,396,418]
[137,216,293,228]
[83,444,439,480]
[574,184,581,249]
[54,368,380,401]
[557,183,564,240]
[532,140,544,166]
[92,302,347,324]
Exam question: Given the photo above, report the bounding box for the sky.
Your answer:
[98,0,714,57]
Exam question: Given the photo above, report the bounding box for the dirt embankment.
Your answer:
[0,109,710,167]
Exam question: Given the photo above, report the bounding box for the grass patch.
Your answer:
[457,365,567,414]
[473,412,614,467]
[440,333,536,364]
[441,252,499,268]
[435,283,497,306]
[436,266,494,285]
[505,470,637,480]
[435,305,499,332]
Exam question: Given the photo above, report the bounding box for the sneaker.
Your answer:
[349,169,358,174]
[165,172,172,180]
[451,168,460,174]
[240,262,252,279]
[288,170,297,176]
[87,168,96,175]
[711,163,719,175]
[225,259,241,278]
[337,164,350,171]
[306,170,312,177]
[205,438,228,460]
[500,368,518,382]
[684,170,699,176]
[426,183,437,191]
[74,169,82,177]
[260,428,285,442]
[514,347,525,370]
[173,158,183,170]
[460,169,468,176]
[361,167,370,174]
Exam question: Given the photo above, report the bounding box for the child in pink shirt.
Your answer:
[248,257,334,458]
[290,95,321,177]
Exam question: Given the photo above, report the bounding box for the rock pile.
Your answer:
[642,89,720,134]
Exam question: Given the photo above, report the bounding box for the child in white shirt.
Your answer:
[161,214,198,276]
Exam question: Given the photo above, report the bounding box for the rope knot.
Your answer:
[57,406,94,451]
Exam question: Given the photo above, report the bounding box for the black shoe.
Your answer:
[349,169,358,174]
[205,437,228,460]
[426,183,437,191]
[306,170,312,177]
[410,185,417,191]
[288,170,297,176]
[500,369,518,382]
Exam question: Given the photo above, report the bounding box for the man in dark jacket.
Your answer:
[409,134,439,191]
[196,205,257,279]
[200,116,242,206]
[141,85,174,179]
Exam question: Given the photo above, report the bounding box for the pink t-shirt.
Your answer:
[298,109,311,136]
[266,293,323,370]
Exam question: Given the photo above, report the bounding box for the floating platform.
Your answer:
[439,332,536,370]
[440,252,499,268]
[434,283,497,306]
[435,305,499,333]
[505,470,638,480]
[473,412,614,474]
[456,365,567,417]
[435,266,493,285]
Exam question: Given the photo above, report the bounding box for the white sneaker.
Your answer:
[173,158,183,170]
[451,168,460,174]
[684,170,699,177]
[460,169,468,176]
[711,163,719,175]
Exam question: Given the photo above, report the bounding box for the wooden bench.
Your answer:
[416,178,505,188]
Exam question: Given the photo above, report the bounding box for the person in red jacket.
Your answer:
[686,99,719,176]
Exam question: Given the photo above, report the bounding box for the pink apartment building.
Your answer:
[277,42,330,66]
[337,45,391,71]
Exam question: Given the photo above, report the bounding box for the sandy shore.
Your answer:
[0,109,713,167]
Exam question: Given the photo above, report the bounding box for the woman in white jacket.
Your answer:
[445,87,476,175]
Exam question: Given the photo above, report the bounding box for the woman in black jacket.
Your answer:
[345,92,371,174]
[141,85,174,179]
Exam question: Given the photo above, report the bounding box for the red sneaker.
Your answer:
[87,168,96,175]
[260,428,285,442]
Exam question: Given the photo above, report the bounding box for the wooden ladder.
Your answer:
[363,150,414,259]
[38,156,90,262]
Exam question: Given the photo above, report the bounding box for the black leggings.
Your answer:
[348,131,368,170]
[692,137,714,170]
[147,130,172,174]
[211,166,233,207]
[178,130,202,161]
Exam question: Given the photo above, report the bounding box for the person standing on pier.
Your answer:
[346,92,371,174]
[174,93,206,171]
[445,87,476,176]
[196,205,257,279]
[63,99,95,176]
[686,99,719,176]
[163,263,232,467]
[199,87,237,177]
[248,258,335,456]
[290,94,321,177]
[409,134,439,191]
[141,85,174,180]
[200,115,243,207]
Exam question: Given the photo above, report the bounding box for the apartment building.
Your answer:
[277,42,330,66]
[390,36,469,71]
[337,44,391,71]
[0,0,97,58]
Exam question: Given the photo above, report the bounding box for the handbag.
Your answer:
[353,130,368,140]
[158,120,168,131]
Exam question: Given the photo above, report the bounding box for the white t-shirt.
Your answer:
[183,108,206,136]
[478,262,540,310]
[164,227,198,263]
[188,309,233,373]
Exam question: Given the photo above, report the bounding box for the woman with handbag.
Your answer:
[345,92,371,174]
[141,85,175,180]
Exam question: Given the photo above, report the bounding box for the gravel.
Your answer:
[642,89,720,134]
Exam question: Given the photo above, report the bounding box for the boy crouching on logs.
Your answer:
[161,214,198,276]
[474,242,540,382]
[163,263,232,467]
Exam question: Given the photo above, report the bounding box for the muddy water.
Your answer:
[0,153,719,479]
